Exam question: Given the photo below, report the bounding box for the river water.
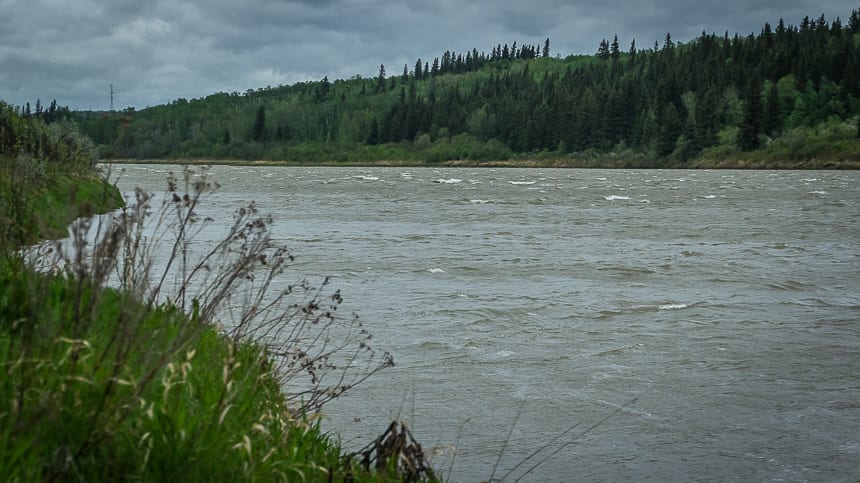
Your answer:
[110,165,859,482]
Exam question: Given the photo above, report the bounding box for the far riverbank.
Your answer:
[102,157,860,169]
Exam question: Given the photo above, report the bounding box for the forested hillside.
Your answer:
[68,10,860,167]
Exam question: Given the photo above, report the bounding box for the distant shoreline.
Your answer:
[101,158,860,170]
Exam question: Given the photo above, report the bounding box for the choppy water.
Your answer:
[111,165,859,482]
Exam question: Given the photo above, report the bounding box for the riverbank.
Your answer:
[1,106,434,480]
[102,156,860,169]
[0,177,433,481]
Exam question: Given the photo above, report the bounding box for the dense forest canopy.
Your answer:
[13,10,860,167]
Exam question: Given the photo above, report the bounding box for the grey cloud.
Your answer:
[1,0,857,109]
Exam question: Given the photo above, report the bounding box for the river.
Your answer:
[110,164,859,482]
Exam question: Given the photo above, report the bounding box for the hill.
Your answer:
[71,10,860,168]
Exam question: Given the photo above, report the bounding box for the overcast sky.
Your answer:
[1,0,856,111]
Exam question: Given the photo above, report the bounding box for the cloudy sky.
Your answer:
[1,0,856,111]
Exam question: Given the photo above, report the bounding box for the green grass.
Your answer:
[0,165,436,481]
[0,261,355,481]
[0,166,124,245]
[1,107,431,480]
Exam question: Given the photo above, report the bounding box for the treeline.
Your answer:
[1,101,93,170]
[74,10,860,165]
[0,101,121,244]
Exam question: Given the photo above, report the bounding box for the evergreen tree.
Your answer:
[763,82,782,136]
[252,105,266,142]
[376,64,386,93]
[543,38,551,57]
[628,39,637,65]
[315,76,330,102]
[738,77,763,151]
[663,32,674,50]
[367,118,379,145]
[610,35,620,60]
[656,103,681,157]
[597,39,610,59]
[849,8,860,33]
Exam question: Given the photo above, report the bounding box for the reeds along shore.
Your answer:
[0,104,437,481]
[0,165,445,481]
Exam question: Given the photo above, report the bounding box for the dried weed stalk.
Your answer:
[37,165,393,415]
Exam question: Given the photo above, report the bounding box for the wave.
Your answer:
[509,181,536,185]
[433,178,462,184]
[658,303,688,310]
[604,195,631,201]
[765,280,817,291]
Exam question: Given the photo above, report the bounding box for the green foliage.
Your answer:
[0,261,355,481]
[0,166,430,481]
[72,9,860,166]
[0,102,123,245]
[0,101,426,480]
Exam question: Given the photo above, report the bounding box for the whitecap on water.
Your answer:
[353,175,380,181]
[604,195,631,201]
[434,178,462,184]
[470,199,492,204]
[658,303,688,310]
[427,268,446,274]
[509,181,536,185]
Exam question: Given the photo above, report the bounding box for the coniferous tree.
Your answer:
[849,8,860,33]
[628,39,637,65]
[376,64,386,93]
[252,105,266,142]
[738,77,763,151]
[656,103,681,156]
[763,82,782,136]
[610,35,620,60]
[663,32,674,50]
[597,39,610,59]
[67,12,860,164]
[315,76,330,102]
